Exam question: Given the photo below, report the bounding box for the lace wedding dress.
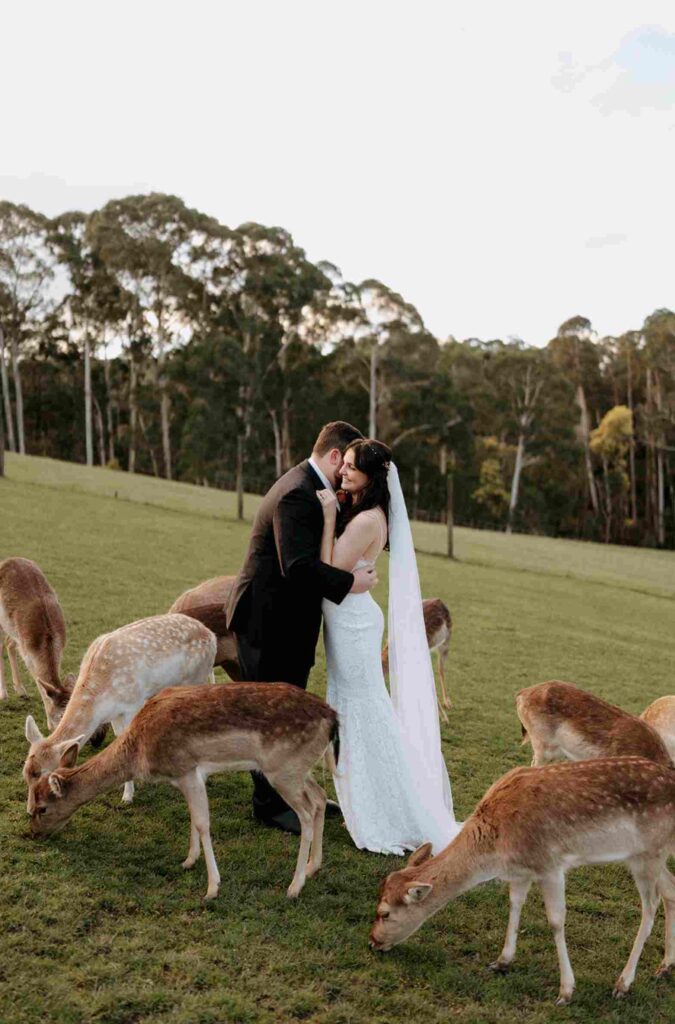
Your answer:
[323,508,460,855]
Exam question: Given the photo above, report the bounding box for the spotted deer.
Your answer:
[169,575,241,680]
[29,682,337,899]
[382,598,452,722]
[516,681,671,767]
[642,697,675,764]
[24,613,216,805]
[0,557,75,729]
[370,757,675,1004]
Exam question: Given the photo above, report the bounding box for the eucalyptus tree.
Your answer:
[641,309,675,545]
[89,193,212,479]
[0,202,56,454]
[49,211,128,466]
[548,316,603,519]
[186,220,332,509]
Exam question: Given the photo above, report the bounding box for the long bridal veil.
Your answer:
[387,462,459,848]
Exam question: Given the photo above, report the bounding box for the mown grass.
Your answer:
[1,454,674,1024]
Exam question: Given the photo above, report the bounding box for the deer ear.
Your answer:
[48,773,66,798]
[25,715,44,745]
[58,741,81,769]
[407,843,433,868]
[404,883,433,905]
[37,679,61,700]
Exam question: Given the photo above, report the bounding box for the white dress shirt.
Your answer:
[308,457,340,509]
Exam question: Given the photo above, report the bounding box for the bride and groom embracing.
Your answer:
[226,421,460,855]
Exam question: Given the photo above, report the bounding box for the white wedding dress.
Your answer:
[323,507,460,855]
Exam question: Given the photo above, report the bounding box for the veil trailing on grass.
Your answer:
[387,462,458,844]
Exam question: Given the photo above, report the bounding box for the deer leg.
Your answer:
[437,695,450,725]
[489,878,532,972]
[6,638,27,696]
[170,779,201,870]
[268,773,315,899]
[656,867,675,978]
[539,870,575,1005]
[305,777,327,878]
[438,646,452,708]
[0,635,7,700]
[613,857,660,998]
[176,770,220,899]
[111,715,135,803]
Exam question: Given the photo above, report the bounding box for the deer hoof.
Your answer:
[612,979,629,999]
[204,886,220,901]
[655,963,673,980]
[182,857,196,870]
[487,960,510,974]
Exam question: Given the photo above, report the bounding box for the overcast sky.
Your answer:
[2,1,674,345]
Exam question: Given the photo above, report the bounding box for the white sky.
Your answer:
[2,1,674,346]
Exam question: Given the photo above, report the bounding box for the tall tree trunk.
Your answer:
[0,326,16,453]
[138,411,160,477]
[156,302,172,480]
[10,333,25,455]
[103,347,115,463]
[369,343,377,438]
[270,407,283,478]
[645,368,657,543]
[576,384,599,515]
[412,464,420,519]
[0,384,5,477]
[93,396,106,466]
[84,332,93,467]
[507,431,526,534]
[626,343,637,524]
[128,350,138,474]
[281,392,292,472]
[446,450,455,559]
[655,374,665,546]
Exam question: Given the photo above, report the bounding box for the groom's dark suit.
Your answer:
[226,460,354,819]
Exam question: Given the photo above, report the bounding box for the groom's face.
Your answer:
[326,448,345,488]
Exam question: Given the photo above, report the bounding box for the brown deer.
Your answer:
[29,682,337,899]
[169,575,241,680]
[382,598,452,722]
[0,557,75,729]
[642,697,675,764]
[24,613,216,805]
[370,757,675,1004]
[516,681,671,767]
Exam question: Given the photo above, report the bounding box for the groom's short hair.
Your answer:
[313,421,363,456]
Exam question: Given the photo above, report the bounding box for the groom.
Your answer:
[227,421,378,833]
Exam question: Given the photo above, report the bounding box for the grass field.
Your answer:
[1,453,675,1024]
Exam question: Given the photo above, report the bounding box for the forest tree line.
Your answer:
[1,194,674,548]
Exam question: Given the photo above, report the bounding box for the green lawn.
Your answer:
[1,454,674,1024]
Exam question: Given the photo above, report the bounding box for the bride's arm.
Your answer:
[317,490,338,565]
[317,492,378,572]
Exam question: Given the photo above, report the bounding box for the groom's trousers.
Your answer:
[236,632,311,820]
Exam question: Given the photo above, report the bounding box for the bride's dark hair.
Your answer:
[336,438,392,545]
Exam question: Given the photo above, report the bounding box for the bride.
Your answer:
[317,438,460,855]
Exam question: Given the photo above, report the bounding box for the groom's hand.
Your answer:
[351,566,378,593]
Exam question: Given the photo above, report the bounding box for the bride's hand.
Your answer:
[317,489,337,522]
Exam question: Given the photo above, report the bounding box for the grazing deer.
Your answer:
[0,557,75,729]
[370,757,675,1004]
[516,681,671,767]
[24,613,216,805]
[169,575,241,681]
[29,682,337,899]
[642,697,675,764]
[382,599,452,722]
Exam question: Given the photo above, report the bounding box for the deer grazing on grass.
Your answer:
[29,682,337,900]
[382,598,452,722]
[169,575,241,680]
[24,613,216,805]
[642,697,675,764]
[516,681,672,767]
[370,757,675,1004]
[0,557,75,729]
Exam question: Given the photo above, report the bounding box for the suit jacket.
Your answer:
[226,461,353,679]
